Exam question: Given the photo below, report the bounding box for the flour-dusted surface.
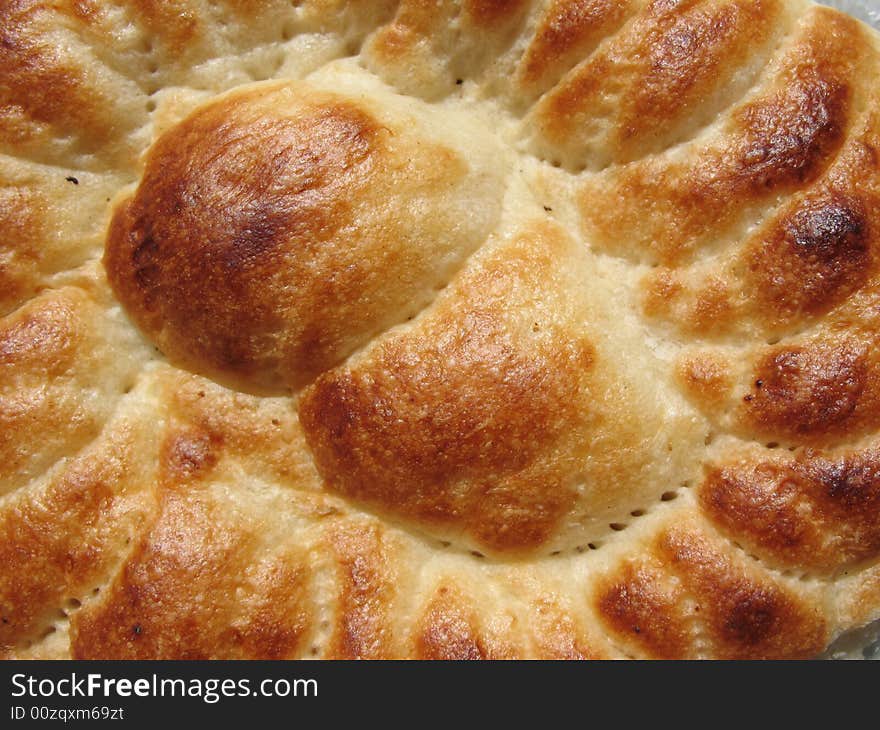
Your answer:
[3,0,880,660]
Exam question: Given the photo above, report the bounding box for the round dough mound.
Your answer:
[105,82,506,392]
[2,0,880,659]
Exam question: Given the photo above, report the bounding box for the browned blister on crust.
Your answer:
[105,81,504,393]
[527,0,795,171]
[514,0,644,104]
[0,0,148,168]
[299,224,597,553]
[595,515,828,659]
[0,415,157,655]
[640,98,880,341]
[300,221,705,555]
[701,446,880,575]
[323,521,397,659]
[579,6,867,265]
[70,375,319,660]
[658,524,827,659]
[739,336,880,443]
[741,192,876,332]
[0,287,147,497]
[525,593,614,659]
[413,581,525,660]
[596,555,696,659]
[683,323,880,447]
[415,584,494,660]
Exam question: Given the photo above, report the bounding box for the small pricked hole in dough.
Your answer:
[660,491,678,502]
[609,523,627,532]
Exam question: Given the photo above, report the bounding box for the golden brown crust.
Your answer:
[4,0,880,660]
[300,222,705,554]
[745,195,873,325]
[516,0,639,102]
[70,404,315,660]
[528,0,792,170]
[105,81,504,393]
[0,390,158,655]
[412,579,524,660]
[596,557,694,659]
[579,6,868,265]
[526,595,610,660]
[0,158,124,318]
[324,522,395,659]
[0,1,147,168]
[638,79,880,342]
[299,234,597,551]
[701,446,880,575]
[739,337,880,442]
[595,518,828,659]
[415,585,490,660]
[0,287,146,496]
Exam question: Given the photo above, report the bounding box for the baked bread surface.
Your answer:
[2,0,880,659]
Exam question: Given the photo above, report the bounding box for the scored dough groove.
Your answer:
[2,0,880,659]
